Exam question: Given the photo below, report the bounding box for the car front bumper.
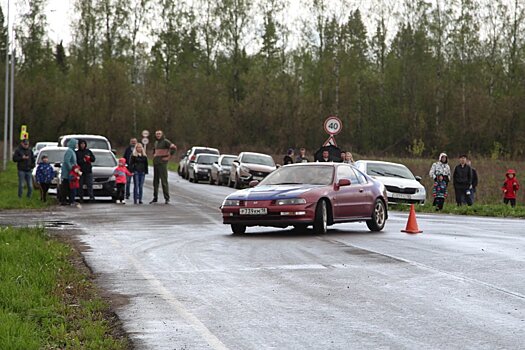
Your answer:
[221,203,316,227]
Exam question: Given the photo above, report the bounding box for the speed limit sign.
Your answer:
[141,129,150,138]
[142,137,149,145]
[324,116,342,135]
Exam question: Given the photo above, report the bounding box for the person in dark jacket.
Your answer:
[129,142,148,204]
[283,148,294,165]
[123,138,137,199]
[467,159,478,204]
[75,139,96,202]
[295,148,309,163]
[12,139,35,198]
[35,155,54,202]
[453,155,473,206]
[59,138,77,205]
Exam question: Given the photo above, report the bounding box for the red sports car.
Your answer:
[220,163,388,234]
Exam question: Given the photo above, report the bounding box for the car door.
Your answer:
[353,167,375,216]
[333,165,367,219]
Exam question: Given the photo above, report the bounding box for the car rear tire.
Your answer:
[366,199,386,232]
[313,200,328,235]
[231,224,246,235]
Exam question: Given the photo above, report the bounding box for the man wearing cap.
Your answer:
[150,130,177,204]
[12,139,35,198]
[452,154,473,206]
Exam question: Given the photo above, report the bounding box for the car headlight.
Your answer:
[222,199,240,206]
[276,198,306,205]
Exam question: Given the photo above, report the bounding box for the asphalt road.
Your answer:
[2,172,524,349]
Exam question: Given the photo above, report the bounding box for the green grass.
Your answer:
[0,227,129,349]
[167,161,179,173]
[0,164,55,209]
[390,203,525,218]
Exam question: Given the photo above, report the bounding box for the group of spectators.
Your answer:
[282,147,355,165]
[429,153,520,209]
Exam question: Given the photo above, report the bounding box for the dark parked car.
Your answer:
[180,146,220,180]
[221,163,388,235]
[210,154,237,185]
[228,152,276,189]
[188,153,220,183]
[58,149,118,201]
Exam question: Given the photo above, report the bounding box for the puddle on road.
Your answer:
[42,220,75,229]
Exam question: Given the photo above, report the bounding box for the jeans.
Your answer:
[18,170,33,198]
[125,175,133,198]
[39,183,51,202]
[133,172,146,203]
[79,173,94,200]
[69,188,77,204]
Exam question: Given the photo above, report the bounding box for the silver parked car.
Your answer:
[180,146,220,180]
[209,154,237,185]
[229,152,276,189]
[32,146,68,193]
[188,153,220,183]
[355,160,426,204]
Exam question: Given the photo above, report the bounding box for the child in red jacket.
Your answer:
[69,164,82,205]
[114,158,133,204]
[502,169,520,207]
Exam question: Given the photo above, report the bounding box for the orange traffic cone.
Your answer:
[401,204,423,234]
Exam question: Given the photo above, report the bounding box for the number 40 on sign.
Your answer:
[324,116,342,135]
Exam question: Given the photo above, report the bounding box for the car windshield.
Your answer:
[92,151,117,167]
[241,154,275,167]
[38,149,66,164]
[197,155,219,164]
[366,163,415,180]
[64,138,110,150]
[260,165,334,186]
[221,157,236,166]
[36,143,54,151]
[195,148,219,155]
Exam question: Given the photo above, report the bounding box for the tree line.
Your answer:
[1,0,525,158]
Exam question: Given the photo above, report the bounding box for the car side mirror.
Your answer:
[415,176,422,182]
[54,162,61,168]
[233,160,239,164]
[337,179,351,187]
[249,180,259,187]
[276,164,281,168]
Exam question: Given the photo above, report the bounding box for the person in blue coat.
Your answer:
[59,138,77,205]
[35,155,55,202]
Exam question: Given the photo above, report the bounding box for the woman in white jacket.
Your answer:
[429,152,451,183]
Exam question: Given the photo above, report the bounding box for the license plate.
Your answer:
[391,193,411,199]
[239,208,267,215]
[92,184,103,189]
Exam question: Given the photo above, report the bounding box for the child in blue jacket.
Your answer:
[35,155,55,202]
[432,173,448,211]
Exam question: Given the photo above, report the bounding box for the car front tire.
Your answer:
[231,224,246,235]
[313,200,328,235]
[366,199,387,232]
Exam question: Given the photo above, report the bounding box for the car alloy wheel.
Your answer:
[366,199,386,232]
[231,224,246,235]
[313,200,328,235]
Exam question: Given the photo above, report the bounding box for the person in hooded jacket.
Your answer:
[502,169,520,207]
[75,139,96,202]
[429,152,451,184]
[59,138,77,205]
[12,139,35,198]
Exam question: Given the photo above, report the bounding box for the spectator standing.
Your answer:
[76,139,96,202]
[338,151,346,163]
[68,164,82,206]
[467,159,478,204]
[129,143,148,204]
[453,155,473,206]
[344,152,355,164]
[432,173,448,211]
[35,155,54,202]
[429,152,451,184]
[12,139,35,199]
[502,169,520,208]
[114,158,133,204]
[283,148,294,165]
[59,139,78,205]
[317,150,332,162]
[295,148,309,163]
[150,130,177,204]
[123,138,138,199]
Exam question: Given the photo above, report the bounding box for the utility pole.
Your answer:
[9,49,14,157]
[2,0,10,171]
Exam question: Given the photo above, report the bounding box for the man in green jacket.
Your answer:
[150,130,177,204]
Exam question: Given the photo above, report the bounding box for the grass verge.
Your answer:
[390,203,525,218]
[0,227,130,349]
[0,164,55,209]
[167,161,179,173]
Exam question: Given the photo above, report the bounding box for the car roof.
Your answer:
[191,146,219,151]
[356,160,408,167]
[59,134,109,140]
[39,146,68,151]
[196,153,219,158]
[220,154,237,158]
[239,151,273,157]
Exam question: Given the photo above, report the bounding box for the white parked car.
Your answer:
[31,146,68,193]
[58,134,112,151]
[355,160,426,204]
[32,142,57,159]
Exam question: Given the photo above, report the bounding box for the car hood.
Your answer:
[241,163,276,172]
[227,184,322,201]
[92,166,116,177]
[370,176,424,189]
